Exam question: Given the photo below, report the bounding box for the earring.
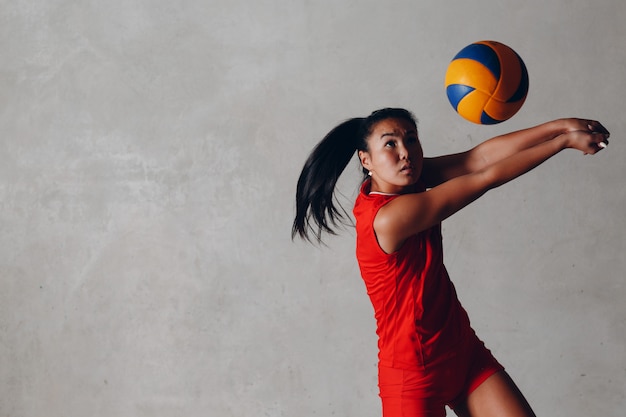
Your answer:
[368,171,372,176]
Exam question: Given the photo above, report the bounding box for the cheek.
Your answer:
[413,144,424,159]
[381,153,398,166]
[417,160,424,175]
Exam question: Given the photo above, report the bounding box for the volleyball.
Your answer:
[444,40,529,125]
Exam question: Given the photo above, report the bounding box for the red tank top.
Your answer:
[353,180,473,370]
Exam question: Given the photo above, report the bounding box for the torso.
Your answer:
[353,180,474,369]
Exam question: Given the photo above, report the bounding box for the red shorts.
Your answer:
[378,337,504,417]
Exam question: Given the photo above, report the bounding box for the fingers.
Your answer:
[589,132,609,153]
[585,121,610,152]
[590,133,609,154]
[561,119,610,154]
[566,129,608,155]
[586,120,610,137]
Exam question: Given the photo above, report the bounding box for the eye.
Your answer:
[385,140,396,148]
[406,136,418,144]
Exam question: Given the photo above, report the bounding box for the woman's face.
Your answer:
[358,117,423,194]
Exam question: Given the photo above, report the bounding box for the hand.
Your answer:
[558,118,610,137]
[561,128,610,155]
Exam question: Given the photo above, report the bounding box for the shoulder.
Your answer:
[354,182,398,214]
[354,181,400,232]
[373,188,431,254]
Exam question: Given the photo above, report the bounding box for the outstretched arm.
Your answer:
[375,126,610,253]
[421,118,609,187]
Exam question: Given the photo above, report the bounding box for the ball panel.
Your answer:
[480,111,502,125]
[489,42,526,101]
[453,43,501,81]
[456,89,492,124]
[446,84,475,111]
[508,56,529,102]
[483,97,525,121]
[445,59,498,94]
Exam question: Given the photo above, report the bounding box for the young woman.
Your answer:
[292,108,610,417]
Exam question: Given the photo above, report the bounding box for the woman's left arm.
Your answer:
[421,118,609,187]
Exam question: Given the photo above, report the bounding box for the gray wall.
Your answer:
[1,0,624,416]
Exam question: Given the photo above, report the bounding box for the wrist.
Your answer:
[553,132,571,150]
[548,119,569,139]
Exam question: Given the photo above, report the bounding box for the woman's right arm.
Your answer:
[374,128,609,253]
[421,118,609,188]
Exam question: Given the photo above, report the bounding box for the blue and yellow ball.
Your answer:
[445,41,529,125]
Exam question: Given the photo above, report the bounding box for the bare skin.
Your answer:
[454,371,536,417]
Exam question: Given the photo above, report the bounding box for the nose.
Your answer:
[398,143,409,160]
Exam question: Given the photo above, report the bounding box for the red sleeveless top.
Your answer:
[353,180,474,370]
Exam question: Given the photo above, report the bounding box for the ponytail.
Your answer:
[292,117,366,243]
[292,108,417,243]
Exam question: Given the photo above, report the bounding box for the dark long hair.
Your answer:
[292,108,417,243]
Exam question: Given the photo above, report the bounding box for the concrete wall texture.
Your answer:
[1,0,624,416]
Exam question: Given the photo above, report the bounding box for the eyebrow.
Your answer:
[379,130,418,139]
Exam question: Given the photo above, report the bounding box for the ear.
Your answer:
[358,150,372,172]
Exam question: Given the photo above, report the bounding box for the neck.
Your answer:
[369,179,421,195]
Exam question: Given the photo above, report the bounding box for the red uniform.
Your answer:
[353,180,503,417]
